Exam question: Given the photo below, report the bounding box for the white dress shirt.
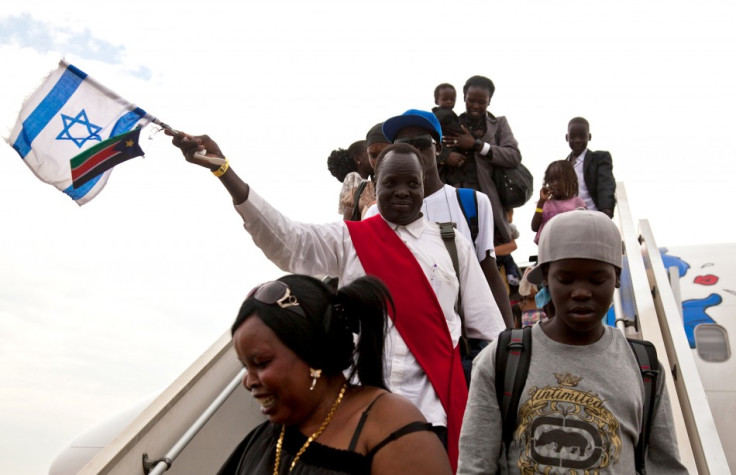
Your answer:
[235,189,505,427]
[570,149,598,211]
[365,184,496,261]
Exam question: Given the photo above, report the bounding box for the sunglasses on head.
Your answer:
[247,281,307,319]
[393,134,435,151]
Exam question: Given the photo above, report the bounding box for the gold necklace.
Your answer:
[273,383,347,474]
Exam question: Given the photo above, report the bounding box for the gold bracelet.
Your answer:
[535,207,543,213]
[212,159,229,177]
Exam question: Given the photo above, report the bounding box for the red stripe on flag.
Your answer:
[70,143,120,179]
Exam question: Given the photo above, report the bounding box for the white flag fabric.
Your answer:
[7,60,154,205]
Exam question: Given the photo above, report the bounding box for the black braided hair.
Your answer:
[327,147,357,182]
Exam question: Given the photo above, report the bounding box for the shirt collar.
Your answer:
[383,213,426,238]
[570,148,588,164]
[579,148,588,162]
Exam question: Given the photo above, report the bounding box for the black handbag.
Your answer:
[492,163,533,209]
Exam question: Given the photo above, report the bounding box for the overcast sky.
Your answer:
[1,1,735,473]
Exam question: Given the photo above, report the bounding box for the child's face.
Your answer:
[544,178,562,199]
[566,123,590,156]
[544,258,619,343]
[436,87,456,109]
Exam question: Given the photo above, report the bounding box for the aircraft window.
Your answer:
[694,324,730,362]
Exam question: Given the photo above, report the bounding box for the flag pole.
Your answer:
[150,118,225,166]
[152,118,179,135]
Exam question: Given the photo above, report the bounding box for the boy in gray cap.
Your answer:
[458,210,687,474]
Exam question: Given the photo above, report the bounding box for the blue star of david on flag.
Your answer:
[56,109,103,148]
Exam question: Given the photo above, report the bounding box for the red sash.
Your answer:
[346,215,466,471]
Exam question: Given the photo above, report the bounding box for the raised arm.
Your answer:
[531,187,551,232]
[167,131,347,277]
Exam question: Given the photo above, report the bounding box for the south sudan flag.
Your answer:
[70,128,144,189]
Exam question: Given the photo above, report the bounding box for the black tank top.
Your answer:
[218,393,433,475]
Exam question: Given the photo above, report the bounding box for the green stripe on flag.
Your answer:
[70,130,132,170]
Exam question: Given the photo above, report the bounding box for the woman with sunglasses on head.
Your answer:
[219,274,452,475]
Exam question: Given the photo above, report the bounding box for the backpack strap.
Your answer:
[627,338,661,475]
[438,222,466,344]
[455,188,479,244]
[495,327,532,449]
[439,222,460,279]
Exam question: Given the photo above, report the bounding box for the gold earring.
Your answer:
[309,368,322,391]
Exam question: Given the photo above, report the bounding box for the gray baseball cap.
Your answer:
[527,210,623,286]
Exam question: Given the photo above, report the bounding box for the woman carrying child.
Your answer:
[531,160,586,244]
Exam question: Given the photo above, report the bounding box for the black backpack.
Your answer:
[494,327,662,474]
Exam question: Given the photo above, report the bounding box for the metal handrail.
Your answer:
[143,368,247,475]
[639,220,730,474]
[615,183,697,471]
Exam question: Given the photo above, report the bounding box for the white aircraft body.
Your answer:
[658,243,736,472]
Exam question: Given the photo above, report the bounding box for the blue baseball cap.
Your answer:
[383,109,443,143]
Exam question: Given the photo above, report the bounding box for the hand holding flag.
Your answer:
[165,130,227,168]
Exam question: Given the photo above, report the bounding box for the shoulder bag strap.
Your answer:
[349,179,369,221]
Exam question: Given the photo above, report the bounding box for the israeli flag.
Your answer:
[7,60,153,205]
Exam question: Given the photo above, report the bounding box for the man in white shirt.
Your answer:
[366,109,512,327]
[168,132,505,469]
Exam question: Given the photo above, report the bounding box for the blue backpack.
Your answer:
[455,188,479,245]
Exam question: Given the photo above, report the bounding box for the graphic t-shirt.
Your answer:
[458,324,686,474]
